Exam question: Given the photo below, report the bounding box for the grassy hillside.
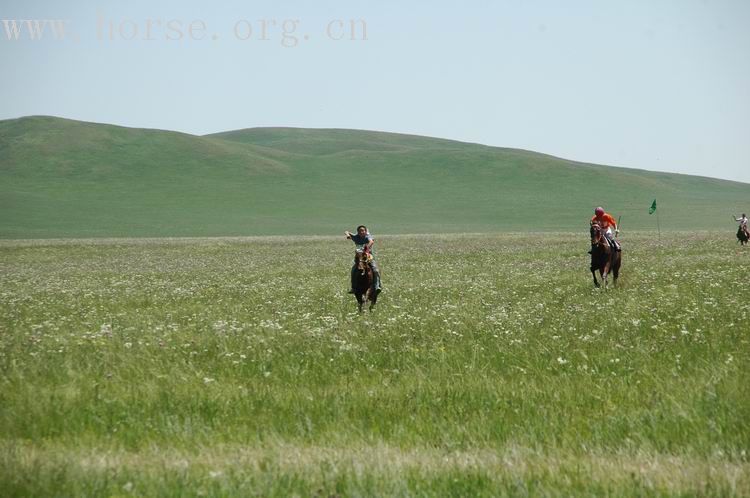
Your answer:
[1,116,748,238]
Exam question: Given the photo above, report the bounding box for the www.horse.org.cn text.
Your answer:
[0,16,369,47]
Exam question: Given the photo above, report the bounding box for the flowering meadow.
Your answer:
[1,233,748,497]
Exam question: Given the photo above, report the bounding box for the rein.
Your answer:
[355,252,371,275]
[590,224,605,247]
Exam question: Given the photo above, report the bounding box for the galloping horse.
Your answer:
[352,249,378,312]
[590,222,621,288]
[737,227,749,246]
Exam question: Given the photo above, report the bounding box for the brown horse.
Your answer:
[738,227,749,246]
[353,249,378,312]
[590,222,621,288]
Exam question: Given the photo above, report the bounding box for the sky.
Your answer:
[1,0,749,183]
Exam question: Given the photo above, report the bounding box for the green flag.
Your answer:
[649,199,657,215]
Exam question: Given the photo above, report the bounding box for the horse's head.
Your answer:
[590,222,603,245]
[354,249,369,272]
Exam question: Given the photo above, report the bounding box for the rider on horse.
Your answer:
[346,225,382,294]
[591,207,621,251]
[734,213,749,238]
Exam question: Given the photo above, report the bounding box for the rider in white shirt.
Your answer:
[734,213,748,234]
[735,213,748,226]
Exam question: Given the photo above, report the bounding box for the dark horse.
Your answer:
[590,222,621,288]
[353,249,378,312]
[738,227,749,246]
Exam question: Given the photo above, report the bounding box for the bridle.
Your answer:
[355,250,371,275]
[590,223,605,247]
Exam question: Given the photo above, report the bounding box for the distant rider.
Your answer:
[345,225,382,294]
[591,207,621,251]
[734,213,749,238]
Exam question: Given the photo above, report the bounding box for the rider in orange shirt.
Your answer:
[591,207,621,251]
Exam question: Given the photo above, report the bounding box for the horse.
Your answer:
[737,227,749,246]
[590,222,621,288]
[352,249,378,312]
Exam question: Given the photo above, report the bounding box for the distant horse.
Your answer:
[590,222,621,288]
[353,249,378,312]
[738,227,749,246]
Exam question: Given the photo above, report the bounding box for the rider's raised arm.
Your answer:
[345,231,352,239]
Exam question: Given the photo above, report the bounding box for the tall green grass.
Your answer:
[1,233,748,496]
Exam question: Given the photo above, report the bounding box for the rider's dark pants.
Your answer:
[351,260,381,290]
[604,232,620,251]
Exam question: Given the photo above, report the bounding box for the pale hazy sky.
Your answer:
[2,0,749,183]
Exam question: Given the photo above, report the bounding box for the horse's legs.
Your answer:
[362,289,370,312]
[356,292,364,313]
[610,254,619,287]
[590,253,600,287]
[602,256,613,288]
[370,284,378,309]
[591,270,600,288]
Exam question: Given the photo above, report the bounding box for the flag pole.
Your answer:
[656,207,661,240]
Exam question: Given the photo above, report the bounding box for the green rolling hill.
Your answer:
[1,115,748,238]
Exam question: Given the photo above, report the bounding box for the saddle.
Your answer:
[356,248,373,263]
[607,237,621,252]
[588,234,621,255]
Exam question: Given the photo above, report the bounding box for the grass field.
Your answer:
[1,232,749,496]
